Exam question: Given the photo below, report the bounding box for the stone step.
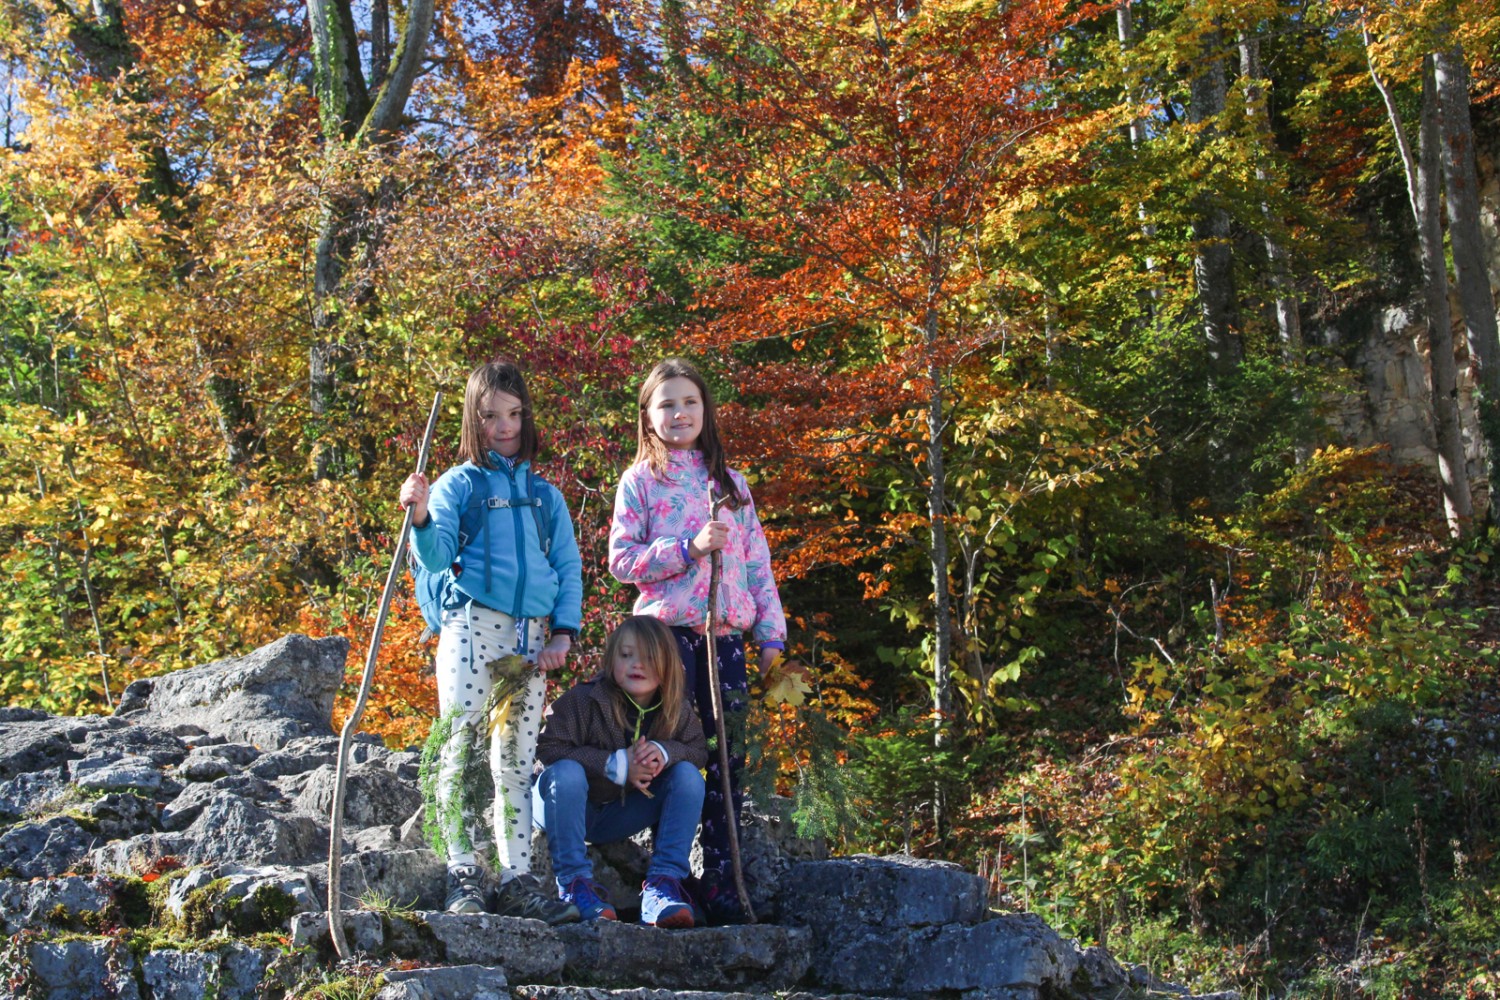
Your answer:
[290,911,812,992]
[375,964,509,1000]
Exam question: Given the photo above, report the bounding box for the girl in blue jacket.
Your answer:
[400,361,582,923]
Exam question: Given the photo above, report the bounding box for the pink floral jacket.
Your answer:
[609,451,787,644]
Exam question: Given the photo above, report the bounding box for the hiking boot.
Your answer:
[492,873,580,925]
[697,868,749,926]
[560,875,617,922]
[640,875,695,928]
[445,863,487,914]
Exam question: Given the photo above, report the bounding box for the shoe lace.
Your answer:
[567,875,607,905]
[645,874,688,904]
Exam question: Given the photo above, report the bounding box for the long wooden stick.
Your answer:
[703,489,756,924]
[328,390,442,959]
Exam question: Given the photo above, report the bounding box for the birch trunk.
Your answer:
[1368,37,1472,536]
[1187,32,1242,372]
[1434,40,1500,510]
[1238,31,1303,364]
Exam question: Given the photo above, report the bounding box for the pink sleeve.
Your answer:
[737,479,787,643]
[609,466,691,584]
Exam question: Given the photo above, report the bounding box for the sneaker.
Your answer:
[492,873,580,925]
[640,875,695,929]
[445,864,487,914]
[697,868,749,926]
[560,875,617,922]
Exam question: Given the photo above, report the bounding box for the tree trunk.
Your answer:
[305,0,436,479]
[1238,31,1303,364]
[1117,0,1158,302]
[1367,34,1473,536]
[1187,31,1242,372]
[1434,40,1500,511]
[924,305,952,839]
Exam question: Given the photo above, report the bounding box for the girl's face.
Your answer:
[479,390,525,459]
[610,634,661,703]
[646,376,703,451]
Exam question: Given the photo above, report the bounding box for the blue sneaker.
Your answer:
[561,875,616,922]
[640,875,695,928]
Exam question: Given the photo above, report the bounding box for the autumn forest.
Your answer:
[3,0,1500,994]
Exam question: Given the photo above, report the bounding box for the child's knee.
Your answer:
[661,761,705,801]
[538,759,588,796]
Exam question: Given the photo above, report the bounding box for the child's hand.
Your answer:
[626,754,657,793]
[758,645,782,673]
[688,519,729,558]
[631,738,664,776]
[400,473,430,527]
[537,633,571,672]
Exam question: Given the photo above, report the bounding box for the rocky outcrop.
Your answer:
[0,634,1231,1000]
[113,633,348,750]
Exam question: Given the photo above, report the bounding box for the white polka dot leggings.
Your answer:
[434,602,546,880]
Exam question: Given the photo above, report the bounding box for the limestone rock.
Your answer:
[0,874,114,935]
[0,770,69,826]
[23,937,141,1000]
[70,752,166,795]
[779,855,988,931]
[114,633,347,749]
[86,791,159,841]
[291,760,424,830]
[421,912,570,981]
[376,964,510,1000]
[139,949,218,1000]
[318,846,446,912]
[554,921,812,992]
[0,816,100,879]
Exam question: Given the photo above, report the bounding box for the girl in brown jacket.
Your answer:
[534,616,707,927]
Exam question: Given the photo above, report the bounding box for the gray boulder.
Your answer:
[114,633,347,750]
[178,793,326,866]
[0,816,100,879]
[554,921,812,991]
[291,761,424,829]
[23,937,141,1000]
[140,949,219,1000]
[0,770,69,826]
[319,846,446,912]
[70,752,166,795]
[779,856,1110,998]
[0,874,114,934]
[86,791,159,841]
[376,964,509,1000]
[161,774,284,831]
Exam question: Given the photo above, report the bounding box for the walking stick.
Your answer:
[328,391,442,959]
[703,489,757,924]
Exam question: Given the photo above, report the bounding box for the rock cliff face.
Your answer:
[1337,127,1500,478]
[0,635,1231,1000]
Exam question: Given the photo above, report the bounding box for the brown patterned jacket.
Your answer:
[536,678,707,803]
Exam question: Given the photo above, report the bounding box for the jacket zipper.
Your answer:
[503,462,527,618]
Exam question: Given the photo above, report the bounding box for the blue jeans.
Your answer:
[532,758,705,884]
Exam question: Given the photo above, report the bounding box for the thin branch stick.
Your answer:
[328,390,442,959]
[704,489,757,924]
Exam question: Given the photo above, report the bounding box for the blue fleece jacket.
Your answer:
[410,456,583,632]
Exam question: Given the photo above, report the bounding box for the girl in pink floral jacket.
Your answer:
[608,357,786,923]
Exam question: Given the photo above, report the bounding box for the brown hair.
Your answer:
[599,616,686,741]
[458,362,539,467]
[634,357,744,508]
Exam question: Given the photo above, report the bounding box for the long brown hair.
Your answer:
[599,616,686,741]
[458,361,539,467]
[634,357,744,508]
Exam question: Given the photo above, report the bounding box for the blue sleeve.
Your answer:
[410,466,471,573]
[545,483,584,634]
